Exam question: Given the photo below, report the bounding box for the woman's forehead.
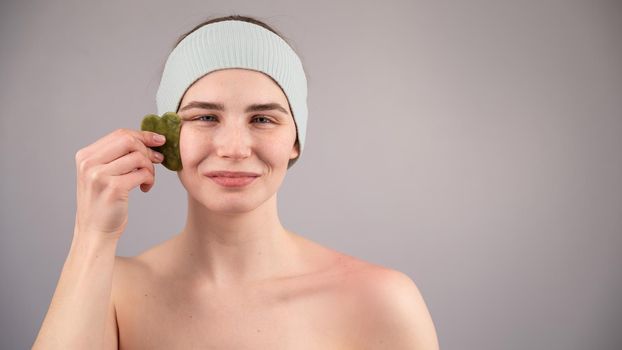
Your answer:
[181,69,290,107]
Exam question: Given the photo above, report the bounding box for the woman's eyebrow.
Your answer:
[179,101,289,115]
[180,101,224,112]
[246,102,289,115]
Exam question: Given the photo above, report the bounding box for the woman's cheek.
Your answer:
[266,137,295,164]
[179,126,203,164]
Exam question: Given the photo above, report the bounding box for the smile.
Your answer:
[207,176,259,188]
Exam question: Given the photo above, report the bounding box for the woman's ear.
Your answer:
[290,140,300,160]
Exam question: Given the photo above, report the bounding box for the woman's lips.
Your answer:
[208,175,258,187]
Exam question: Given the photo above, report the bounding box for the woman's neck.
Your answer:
[175,193,303,288]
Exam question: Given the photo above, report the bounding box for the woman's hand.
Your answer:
[73,128,165,241]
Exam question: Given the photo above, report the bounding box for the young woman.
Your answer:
[33,15,439,349]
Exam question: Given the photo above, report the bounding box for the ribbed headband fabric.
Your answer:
[156,20,308,169]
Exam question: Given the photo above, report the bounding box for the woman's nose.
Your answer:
[213,123,252,160]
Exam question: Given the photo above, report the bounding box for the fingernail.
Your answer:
[154,134,166,143]
[154,152,164,161]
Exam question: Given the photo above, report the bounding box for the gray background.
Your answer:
[1,0,621,349]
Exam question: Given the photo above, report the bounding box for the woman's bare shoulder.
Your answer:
[110,255,150,295]
[333,259,439,349]
[301,238,439,349]
[109,237,177,299]
[112,234,179,273]
[289,230,409,280]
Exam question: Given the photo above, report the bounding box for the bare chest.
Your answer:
[115,276,358,349]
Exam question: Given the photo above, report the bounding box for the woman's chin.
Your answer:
[208,203,256,214]
[192,195,261,214]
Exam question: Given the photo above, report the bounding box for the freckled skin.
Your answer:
[141,112,183,171]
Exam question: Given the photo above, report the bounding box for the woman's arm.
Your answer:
[32,232,118,350]
[32,129,164,349]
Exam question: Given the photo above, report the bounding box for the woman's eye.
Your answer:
[253,116,273,124]
[192,115,273,124]
[195,115,216,122]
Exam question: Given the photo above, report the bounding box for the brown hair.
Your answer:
[169,14,302,154]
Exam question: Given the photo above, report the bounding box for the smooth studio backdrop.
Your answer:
[1,0,621,349]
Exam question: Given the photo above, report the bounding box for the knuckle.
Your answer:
[120,134,135,149]
[87,167,103,183]
[135,151,149,167]
[107,176,123,191]
[141,166,153,177]
[133,136,143,150]
[77,156,93,175]
[138,164,152,179]
[148,164,155,178]
[74,148,85,163]
[117,129,137,145]
[115,128,130,136]
[132,168,148,187]
[132,150,149,168]
[145,169,155,183]
[144,154,154,168]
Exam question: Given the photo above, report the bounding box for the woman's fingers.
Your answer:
[100,150,160,192]
[80,129,166,166]
[73,127,166,238]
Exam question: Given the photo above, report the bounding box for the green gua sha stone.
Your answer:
[140,112,182,171]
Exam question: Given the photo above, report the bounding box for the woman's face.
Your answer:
[176,68,299,213]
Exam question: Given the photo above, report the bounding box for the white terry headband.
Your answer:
[156,20,308,169]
